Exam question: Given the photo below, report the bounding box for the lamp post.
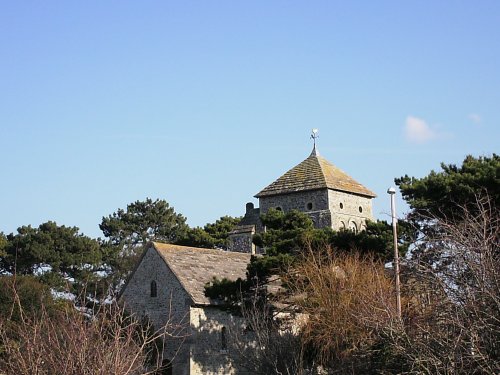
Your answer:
[387,187,402,320]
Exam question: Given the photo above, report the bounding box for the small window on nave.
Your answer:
[150,280,157,298]
[221,326,228,351]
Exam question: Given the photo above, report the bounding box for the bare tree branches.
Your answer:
[390,195,500,375]
[229,285,305,375]
[285,246,397,370]
[0,287,184,375]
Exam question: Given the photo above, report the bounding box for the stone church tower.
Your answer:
[228,136,377,253]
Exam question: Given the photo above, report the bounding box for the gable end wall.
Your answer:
[120,246,192,374]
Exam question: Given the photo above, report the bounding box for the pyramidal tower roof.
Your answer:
[255,146,376,198]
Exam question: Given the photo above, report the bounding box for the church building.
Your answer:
[228,135,377,253]
[120,242,251,375]
[120,133,378,374]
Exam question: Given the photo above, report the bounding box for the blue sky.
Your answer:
[1,1,498,239]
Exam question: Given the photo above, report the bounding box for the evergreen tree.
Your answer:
[100,198,189,247]
[395,154,499,221]
[177,215,241,250]
[0,222,105,296]
[100,198,189,292]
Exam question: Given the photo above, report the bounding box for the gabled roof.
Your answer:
[152,242,250,306]
[255,148,376,198]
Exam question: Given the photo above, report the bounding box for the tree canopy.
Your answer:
[0,232,7,257]
[207,209,406,303]
[395,154,499,221]
[100,198,189,247]
[1,222,103,292]
[0,275,62,322]
[177,215,241,250]
[251,209,408,274]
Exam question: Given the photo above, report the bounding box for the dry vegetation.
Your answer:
[0,287,182,375]
[229,290,304,375]
[285,247,398,372]
[234,197,498,374]
[388,196,499,374]
[0,197,496,374]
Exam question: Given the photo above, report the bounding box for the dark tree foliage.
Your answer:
[326,220,414,262]
[203,215,241,249]
[204,277,250,305]
[248,253,297,280]
[395,154,499,221]
[177,215,241,250]
[176,227,216,249]
[0,275,64,322]
[100,198,190,291]
[207,209,403,304]
[100,198,189,246]
[0,222,104,293]
[251,209,406,276]
[249,209,315,282]
[253,208,314,256]
[0,232,7,257]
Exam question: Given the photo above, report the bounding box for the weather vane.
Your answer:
[311,128,319,147]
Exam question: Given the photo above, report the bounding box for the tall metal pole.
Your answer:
[388,187,402,320]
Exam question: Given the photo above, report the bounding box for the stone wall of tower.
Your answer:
[259,189,328,214]
[258,189,373,232]
[259,190,331,228]
[327,190,374,232]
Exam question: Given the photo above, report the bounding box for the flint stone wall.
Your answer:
[120,247,191,375]
[328,190,374,231]
[189,307,251,375]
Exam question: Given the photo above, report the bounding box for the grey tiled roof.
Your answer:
[255,150,376,198]
[152,242,250,305]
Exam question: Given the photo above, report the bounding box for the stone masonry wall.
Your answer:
[260,189,329,215]
[328,190,374,231]
[120,247,192,375]
[259,189,374,232]
[259,190,332,228]
[228,231,255,254]
[189,307,252,375]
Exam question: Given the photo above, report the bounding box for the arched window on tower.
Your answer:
[150,280,157,298]
[349,221,358,233]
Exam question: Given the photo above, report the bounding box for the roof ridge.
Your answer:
[312,153,329,187]
[153,242,251,258]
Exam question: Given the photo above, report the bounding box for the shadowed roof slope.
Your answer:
[255,150,376,198]
[152,242,250,305]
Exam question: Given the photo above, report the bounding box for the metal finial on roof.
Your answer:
[310,128,319,156]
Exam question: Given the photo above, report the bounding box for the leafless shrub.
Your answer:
[0,285,183,375]
[228,246,399,374]
[283,245,397,369]
[229,285,306,375]
[389,195,499,374]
